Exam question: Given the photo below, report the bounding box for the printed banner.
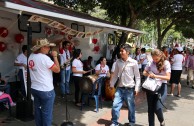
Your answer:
[76,32,85,38]
[28,15,104,38]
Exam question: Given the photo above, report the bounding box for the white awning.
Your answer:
[0,1,145,34]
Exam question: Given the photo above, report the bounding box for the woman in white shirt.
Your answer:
[95,57,110,99]
[95,57,110,77]
[169,47,184,97]
[143,49,171,126]
[134,47,142,72]
[72,49,88,106]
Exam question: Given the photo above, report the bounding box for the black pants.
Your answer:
[73,76,81,104]
[146,84,167,126]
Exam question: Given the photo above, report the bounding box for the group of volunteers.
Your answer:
[2,37,192,126]
[27,38,112,126]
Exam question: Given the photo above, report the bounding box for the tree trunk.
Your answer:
[157,36,163,49]
[111,13,137,61]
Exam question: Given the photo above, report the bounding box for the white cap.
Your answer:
[176,47,183,52]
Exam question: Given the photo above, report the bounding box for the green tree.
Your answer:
[142,0,194,48]
[175,16,194,38]
[49,0,194,49]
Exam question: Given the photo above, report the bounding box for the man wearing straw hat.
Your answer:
[28,38,60,126]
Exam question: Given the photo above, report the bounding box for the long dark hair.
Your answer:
[73,49,81,59]
[96,57,105,66]
[151,49,166,73]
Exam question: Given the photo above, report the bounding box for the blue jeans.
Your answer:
[31,89,55,126]
[111,87,135,125]
[60,69,71,94]
[18,69,26,97]
[146,84,167,126]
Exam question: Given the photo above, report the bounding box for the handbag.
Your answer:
[142,77,162,94]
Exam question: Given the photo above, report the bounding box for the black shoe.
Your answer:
[61,94,65,98]
[67,93,73,95]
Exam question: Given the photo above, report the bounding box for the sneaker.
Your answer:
[11,102,16,106]
[110,124,119,126]
[160,121,165,126]
[167,93,173,96]
[176,94,181,98]
[129,123,135,126]
[75,103,81,107]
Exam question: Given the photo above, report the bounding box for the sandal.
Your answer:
[75,103,81,107]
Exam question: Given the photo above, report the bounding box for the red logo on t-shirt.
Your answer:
[29,60,35,69]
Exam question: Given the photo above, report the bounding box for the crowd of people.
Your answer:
[1,37,193,126]
[109,44,193,126]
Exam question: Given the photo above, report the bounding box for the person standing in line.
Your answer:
[72,49,89,106]
[140,48,148,81]
[29,38,60,126]
[143,49,171,126]
[14,45,27,97]
[168,47,184,97]
[59,41,72,97]
[185,49,194,89]
[162,46,169,60]
[109,44,141,126]
[133,47,142,73]
[184,48,192,85]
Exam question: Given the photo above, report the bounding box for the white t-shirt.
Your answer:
[72,59,83,77]
[15,53,27,69]
[134,54,142,69]
[111,62,116,73]
[140,53,148,65]
[28,53,54,91]
[171,54,184,70]
[145,60,171,83]
[95,64,109,77]
[60,49,71,70]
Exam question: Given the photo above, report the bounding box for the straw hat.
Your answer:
[31,38,56,52]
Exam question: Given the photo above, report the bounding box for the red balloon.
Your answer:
[45,27,52,35]
[0,27,8,38]
[92,39,98,44]
[0,41,7,52]
[93,46,100,52]
[67,35,73,40]
[15,34,24,43]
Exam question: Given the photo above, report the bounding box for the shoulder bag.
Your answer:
[114,62,128,88]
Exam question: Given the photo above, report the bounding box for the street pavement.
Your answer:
[0,72,194,126]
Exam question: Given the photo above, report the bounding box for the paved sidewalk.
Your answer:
[0,73,194,126]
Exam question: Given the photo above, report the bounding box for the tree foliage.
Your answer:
[175,15,194,38]
[49,0,194,49]
[141,0,194,48]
